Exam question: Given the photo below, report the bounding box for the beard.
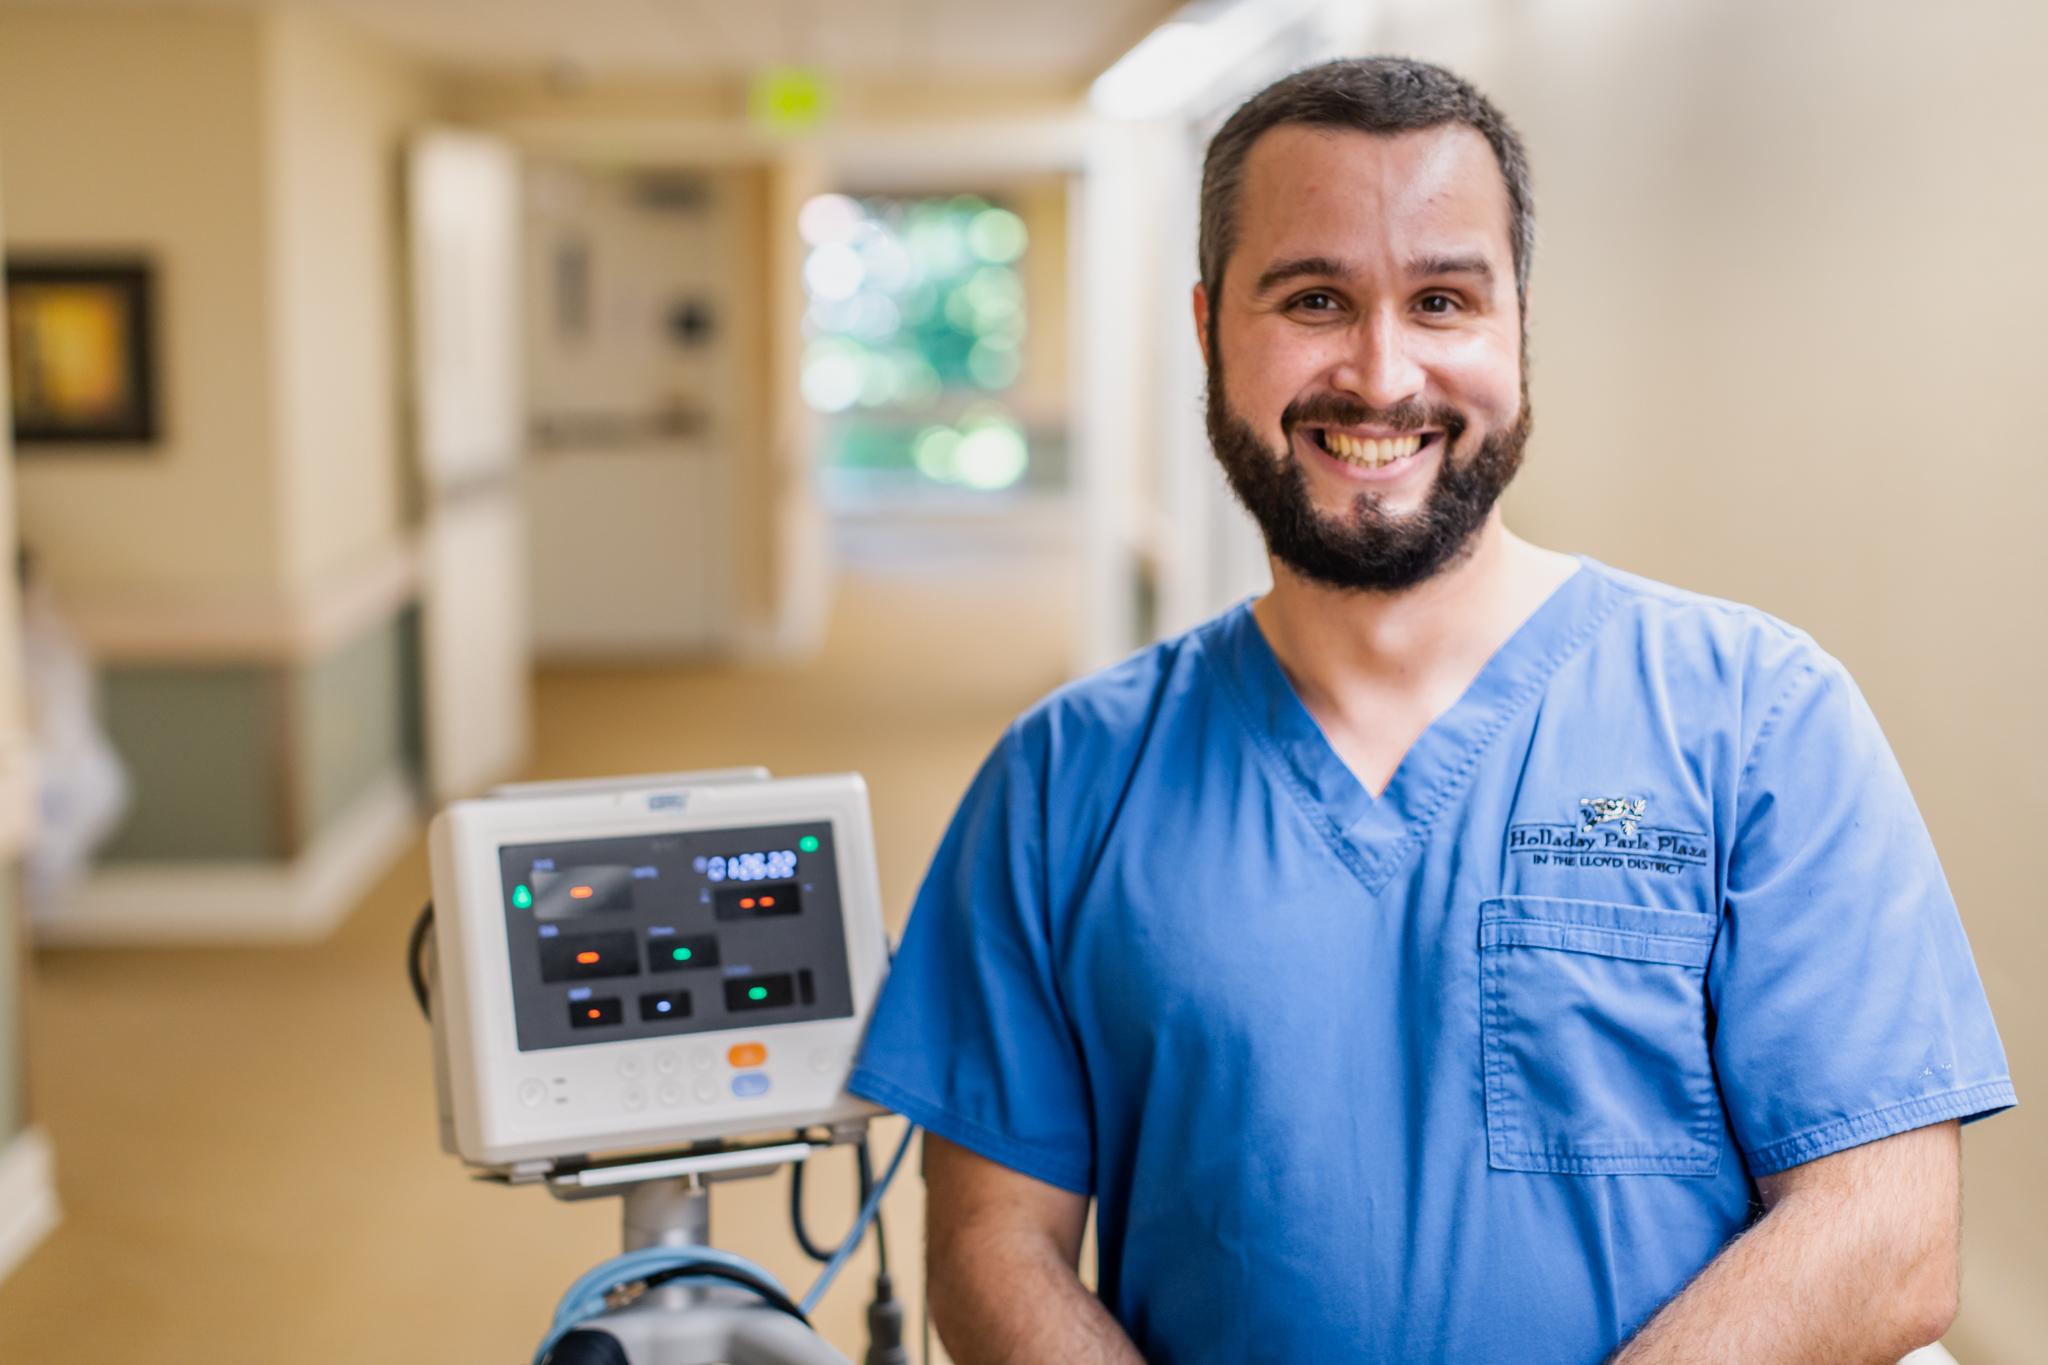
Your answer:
[1204,353,1532,594]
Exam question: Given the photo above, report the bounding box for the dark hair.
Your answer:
[1198,57,1534,309]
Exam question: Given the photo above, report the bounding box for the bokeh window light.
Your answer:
[800,192,1055,496]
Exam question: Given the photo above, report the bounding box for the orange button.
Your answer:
[727,1042,767,1069]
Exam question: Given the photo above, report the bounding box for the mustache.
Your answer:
[1280,394,1466,440]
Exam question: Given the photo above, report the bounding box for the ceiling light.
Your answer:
[1089,0,1319,120]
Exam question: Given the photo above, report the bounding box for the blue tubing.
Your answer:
[799,1123,919,1316]
[535,1244,795,1365]
[533,1123,920,1363]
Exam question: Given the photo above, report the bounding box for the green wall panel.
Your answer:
[395,604,424,789]
[102,666,282,861]
[296,611,409,834]
[99,606,420,865]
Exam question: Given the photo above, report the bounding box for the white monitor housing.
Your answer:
[427,771,888,1174]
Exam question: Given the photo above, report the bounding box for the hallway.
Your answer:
[2,0,2045,1357]
[0,567,1073,1363]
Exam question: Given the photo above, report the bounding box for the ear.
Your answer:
[1192,282,1213,368]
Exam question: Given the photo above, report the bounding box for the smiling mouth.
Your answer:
[1308,428,1441,469]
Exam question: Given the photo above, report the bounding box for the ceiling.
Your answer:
[20,0,1181,84]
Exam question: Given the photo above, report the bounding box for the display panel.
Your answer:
[498,821,854,1052]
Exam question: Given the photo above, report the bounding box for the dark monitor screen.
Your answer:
[497,821,854,1053]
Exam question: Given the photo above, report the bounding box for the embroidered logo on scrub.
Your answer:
[1506,795,1708,876]
[1579,795,1647,836]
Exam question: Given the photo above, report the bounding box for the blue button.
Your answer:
[731,1073,771,1098]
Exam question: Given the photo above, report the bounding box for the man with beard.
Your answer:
[848,57,2011,1364]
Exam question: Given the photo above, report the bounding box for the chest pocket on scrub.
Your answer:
[1479,896,1721,1176]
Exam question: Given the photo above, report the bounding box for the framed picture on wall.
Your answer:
[5,257,160,445]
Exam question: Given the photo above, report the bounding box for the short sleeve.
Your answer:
[848,724,1094,1194]
[1709,654,2015,1176]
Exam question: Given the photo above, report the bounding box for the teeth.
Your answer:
[1324,431,1423,468]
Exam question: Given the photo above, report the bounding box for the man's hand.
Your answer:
[1611,1121,1961,1364]
[923,1133,1146,1365]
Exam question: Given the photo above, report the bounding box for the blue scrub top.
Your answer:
[849,558,2014,1364]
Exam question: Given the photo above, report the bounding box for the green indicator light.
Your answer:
[672,947,692,962]
[748,986,768,1001]
[512,885,533,909]
[799,836,819,853]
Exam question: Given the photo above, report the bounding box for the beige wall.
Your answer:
[1375,0,2044,1353]
[0,162,25,746]
[0,8,281,594]
[0,156,27,1149]
[264,9,429,588]
[1014,175,1071,427]
[0,6,428,604]
[763,152,830,652]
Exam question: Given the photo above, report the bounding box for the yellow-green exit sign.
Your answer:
[749,67,830,134]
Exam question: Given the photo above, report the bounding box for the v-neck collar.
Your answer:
[1205,557,1624,897]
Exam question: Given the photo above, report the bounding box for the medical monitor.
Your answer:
[427,772,888,1172]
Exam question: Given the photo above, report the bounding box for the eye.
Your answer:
[1417,292,1461,315]
[1288,289,1344,316]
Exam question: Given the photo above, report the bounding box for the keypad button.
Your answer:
[540,932,640,983]
[649,934,721,973]
[639,990,691,1023]
[724,974,795,1013]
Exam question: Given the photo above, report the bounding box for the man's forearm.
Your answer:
[1611,1126,1960,1364]
[928,1224,1144,1365]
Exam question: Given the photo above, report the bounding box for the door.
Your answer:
[408,129,530,799]
[520,159,745,658]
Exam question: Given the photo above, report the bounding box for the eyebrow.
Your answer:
[1407,253,1496,285]
[1251,252,1497,296]
[1253,256,1354,295]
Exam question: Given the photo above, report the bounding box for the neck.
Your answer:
[1253,515,1565,698]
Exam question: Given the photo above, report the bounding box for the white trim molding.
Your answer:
[0,1126,59,1286]
[35,771,419,946]
[57,538,420,665]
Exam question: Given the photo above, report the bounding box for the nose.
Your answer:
[1328,308,1425,412]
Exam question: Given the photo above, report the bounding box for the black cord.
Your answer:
[409,900,896,1346]
[636,1262,812,1327]
[788,1138,894,1271]
[407,903,434,1019]
[857,1138,891,1275]
[789,1156,835,1263]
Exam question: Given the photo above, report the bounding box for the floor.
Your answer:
[0,564,1075,1364]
